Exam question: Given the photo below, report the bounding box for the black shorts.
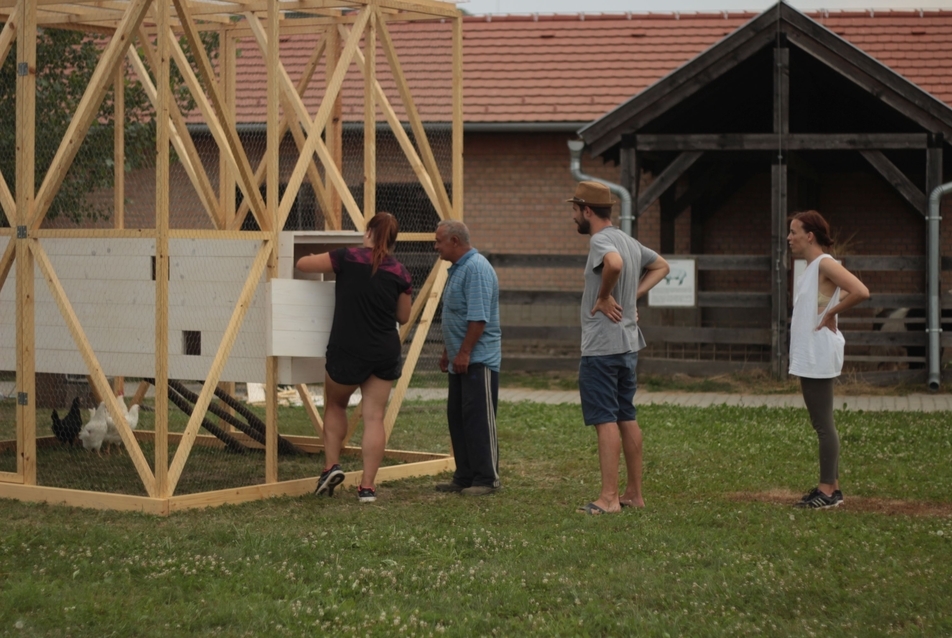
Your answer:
[325,352,403,386]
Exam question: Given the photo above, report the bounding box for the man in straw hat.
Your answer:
[569,180,669,515]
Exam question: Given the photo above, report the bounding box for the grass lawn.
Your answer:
[1,400,951,636]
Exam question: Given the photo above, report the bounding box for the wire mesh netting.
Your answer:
[0,9,458,502]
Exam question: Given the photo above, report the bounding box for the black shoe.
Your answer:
[315,464,345,496]
[435,482,466,493]
[357,486,377,503]
[794,487,843,509]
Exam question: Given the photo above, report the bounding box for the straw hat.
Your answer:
[566,181,617,207]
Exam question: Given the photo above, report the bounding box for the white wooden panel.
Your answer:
[270,330,331,358]
[170,238,262,259]
[168,280,266,308]
[169,306,265,333]
[169,256,266,283]
[266,279,336,357]
[179,329,267,359]
[269,302,335,331]
[40,238,155,257]
[43,255,152,281]
[27,301,156,331]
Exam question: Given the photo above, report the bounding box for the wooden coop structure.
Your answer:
[0,0,462,513]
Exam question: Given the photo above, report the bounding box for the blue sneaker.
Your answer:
[315,464,345,497]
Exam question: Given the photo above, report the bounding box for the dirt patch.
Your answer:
[729,489,952,517]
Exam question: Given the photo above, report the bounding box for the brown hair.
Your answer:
[790,210,834,248]
[587,204,613,220]
[367,212,399,274]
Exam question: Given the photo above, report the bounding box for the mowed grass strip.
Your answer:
[1,401,951,637]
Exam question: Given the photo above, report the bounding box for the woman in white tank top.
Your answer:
[787,211,870,509]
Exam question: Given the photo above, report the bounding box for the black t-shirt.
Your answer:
[327,247,413,362]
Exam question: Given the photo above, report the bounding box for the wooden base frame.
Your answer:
[0,433,454,515]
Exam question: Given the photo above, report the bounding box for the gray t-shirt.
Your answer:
[581,226,658,356]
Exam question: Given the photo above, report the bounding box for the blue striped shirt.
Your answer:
[442,248,501,372]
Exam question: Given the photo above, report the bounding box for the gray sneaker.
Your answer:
[435,482,466,493]
[794,487,843,509]
[461,485,498,496]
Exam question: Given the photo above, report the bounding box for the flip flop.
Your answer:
[577,502,608,515]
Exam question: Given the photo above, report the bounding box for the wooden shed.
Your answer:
[577,2,952,384]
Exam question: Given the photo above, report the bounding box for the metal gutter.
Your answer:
[567,139,633,235]
[927,181,951,391]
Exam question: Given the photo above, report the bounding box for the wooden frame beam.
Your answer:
[166,240,272,494]
[860,150,927,215]
[32,240,158,496]
[633,133,930,152]
[172,0,271,231]
[30,0,152,229]
[636,151,703,217]
[376,10,454,220]
[278,7,370,231]
[128,34,224,229]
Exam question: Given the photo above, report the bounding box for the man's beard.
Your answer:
[575,218,590,235]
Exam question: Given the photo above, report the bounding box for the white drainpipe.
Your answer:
[567,140,634,235]
[927,181,951,391]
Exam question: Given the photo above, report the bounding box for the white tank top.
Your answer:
[789,254,845,379]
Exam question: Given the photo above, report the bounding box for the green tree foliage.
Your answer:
[0,26,217,226]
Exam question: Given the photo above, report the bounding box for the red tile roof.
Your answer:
[224,9,952,126]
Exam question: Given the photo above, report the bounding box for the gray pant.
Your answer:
[800,377,839,485]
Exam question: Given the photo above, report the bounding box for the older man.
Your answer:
[434,220,502,496]
[569,181,669,515]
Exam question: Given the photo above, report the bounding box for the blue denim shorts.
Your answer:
[578,352,638,426]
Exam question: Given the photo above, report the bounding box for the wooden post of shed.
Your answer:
[771,41,790,379]
[620,134,638,238]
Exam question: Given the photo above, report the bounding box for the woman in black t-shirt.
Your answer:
[296,212,412,503]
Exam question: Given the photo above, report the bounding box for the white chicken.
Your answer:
[79,402,108,456]
[103,396,137,455]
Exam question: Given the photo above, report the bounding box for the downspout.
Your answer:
[927,181,952,391]
[568,140,633,235]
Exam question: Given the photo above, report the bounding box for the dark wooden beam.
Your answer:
[634,133,929,151]
[859,150,927,215]
[636,151,703,217]
[619,136,639,237]
[772,43,790,379]
[582,18,778,156]
[783,9,952,140]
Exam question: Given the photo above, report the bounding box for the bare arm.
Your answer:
[591,251,624,322]
[637,255,670,299]
[817,258,869,332]
[295,252,334,274]
[396,291,412,325]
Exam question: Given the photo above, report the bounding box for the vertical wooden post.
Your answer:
[154,4,171,498]
[221,29,236,228]
[265,0,280,484]
[363,10,376,222]
[771,42,790,379]
[619,134,638,238]
[15,0,37,485]
[325,23,343,229]
[113,63,125,399]
[452,14,463,221]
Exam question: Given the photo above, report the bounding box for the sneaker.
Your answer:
[315,464,345,496]
[460,485,498,496]
[794,487,843,509]
[435,482,466,493]
[357,486,377,503]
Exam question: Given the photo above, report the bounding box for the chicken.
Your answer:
[104,399,140,455]
[51,397,83,445]
[103,396,129,454]
[78,402,108,455]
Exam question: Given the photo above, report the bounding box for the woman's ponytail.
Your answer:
[367,212,400,275]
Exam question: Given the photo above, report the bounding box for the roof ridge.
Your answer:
[461,9,952,22]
